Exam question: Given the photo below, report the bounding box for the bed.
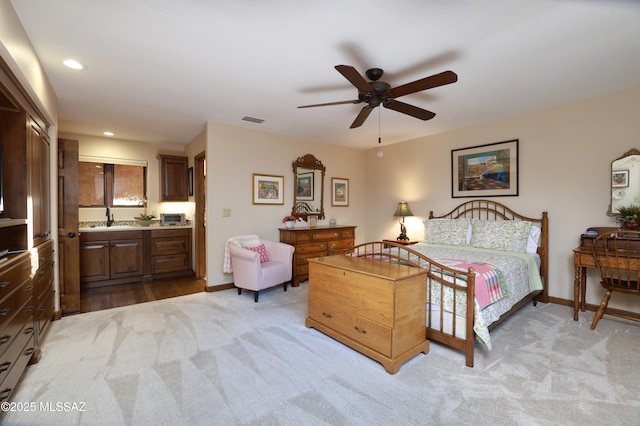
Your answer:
[348,200,548,367]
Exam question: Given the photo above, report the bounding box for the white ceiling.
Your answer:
[10,0,640,150]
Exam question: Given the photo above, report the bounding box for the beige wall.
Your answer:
[205,122,365,285]
[363,87,640,313]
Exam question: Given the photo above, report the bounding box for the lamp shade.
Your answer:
[393,201,414,218]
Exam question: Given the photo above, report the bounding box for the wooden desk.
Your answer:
[573,246,594,321]
[573,227,640,321]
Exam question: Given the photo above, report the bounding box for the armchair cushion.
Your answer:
[244,244,269,263]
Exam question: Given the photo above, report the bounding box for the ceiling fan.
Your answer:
[298,65,458,129]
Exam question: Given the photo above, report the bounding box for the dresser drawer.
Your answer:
[328,239,354,251]
[0,319,35,385]
[0,281,34,331]
[0,299,34,359]
[0,334,35,403]
[296,242,327,253]
[308,298,392,356]
[309,265,393,325]
[340,229,355,239]
[0,256,32,302]
[295,263,309,276]
[312,230,341,241]
[295,251,327,265]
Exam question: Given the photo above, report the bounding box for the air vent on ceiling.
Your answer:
[242,116,265,124]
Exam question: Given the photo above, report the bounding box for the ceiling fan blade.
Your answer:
[389,70,458,98]
[384,100,436,121]
[298,100,361,108]
[350,105,374,128]
[335,65,373,93]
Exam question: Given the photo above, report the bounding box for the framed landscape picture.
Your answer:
[452,139,519,198]
[252,173,284,205]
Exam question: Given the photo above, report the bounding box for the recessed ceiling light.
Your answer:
[63,59,87,70]
[103,131,114,136]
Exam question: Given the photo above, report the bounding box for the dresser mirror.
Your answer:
[292,154,325,220]
[608,149,640,215]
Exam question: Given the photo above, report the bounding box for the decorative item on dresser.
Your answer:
[279,225,356,286]
[306,254,429,374]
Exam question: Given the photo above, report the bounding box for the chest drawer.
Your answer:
[308,297,392,356]
[309,265,394,326]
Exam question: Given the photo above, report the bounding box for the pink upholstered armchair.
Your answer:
[225,235,295,302]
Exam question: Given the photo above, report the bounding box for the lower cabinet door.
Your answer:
[109,239,144,279]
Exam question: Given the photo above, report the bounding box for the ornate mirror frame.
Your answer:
[292,154,325,220]
[608,148,640,216]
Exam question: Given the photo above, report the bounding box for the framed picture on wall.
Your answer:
[252,173,284,205]
[452,139,519,198]
[332,177,349,206]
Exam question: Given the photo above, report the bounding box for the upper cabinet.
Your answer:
[158,154,188,201]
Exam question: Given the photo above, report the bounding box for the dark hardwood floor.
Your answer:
[79,276,207,313]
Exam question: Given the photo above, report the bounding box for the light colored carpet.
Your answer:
[2,283,639,425]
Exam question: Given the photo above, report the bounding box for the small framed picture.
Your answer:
[308,215,318,227]
[612,170,629,188]
[252,173,284,205]
[332,177,349,207]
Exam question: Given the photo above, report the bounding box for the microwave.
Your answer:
[160,213,186,226]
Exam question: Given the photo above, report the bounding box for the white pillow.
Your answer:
[423,219,472,246]
[527,225,541,254]
[470,220,533,253]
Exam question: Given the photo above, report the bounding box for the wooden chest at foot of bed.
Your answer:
[306,255,429,374]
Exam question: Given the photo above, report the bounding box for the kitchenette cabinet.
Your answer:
[80,227,193,288]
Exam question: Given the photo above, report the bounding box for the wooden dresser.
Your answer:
[279,225,355,286]
[306,255,429,374]
[0,251,36,402]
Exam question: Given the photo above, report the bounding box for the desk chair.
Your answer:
[591,231,640,329]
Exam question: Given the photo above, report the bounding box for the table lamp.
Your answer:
[393,201,413,241]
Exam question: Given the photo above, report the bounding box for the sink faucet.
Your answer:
[106,205,115,227]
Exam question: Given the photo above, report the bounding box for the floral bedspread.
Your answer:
[410,243,542,349]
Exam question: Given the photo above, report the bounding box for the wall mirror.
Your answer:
[79,156,148,207]
[608,149,640,215]
[292,154,325,220]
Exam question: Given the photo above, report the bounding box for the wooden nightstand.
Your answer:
[383,239,418,246]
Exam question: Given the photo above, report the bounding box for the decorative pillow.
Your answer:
[423,219,472,246]
[527,225,541,254]
[470,220,533,253]
[244,244,269,263]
